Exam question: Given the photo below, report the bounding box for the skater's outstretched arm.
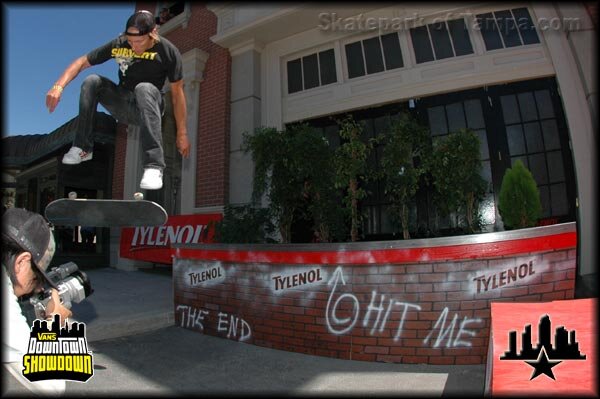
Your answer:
[171,79,190,158]
[46,55,92,113]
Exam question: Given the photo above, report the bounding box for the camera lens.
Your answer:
[73,270,94,297]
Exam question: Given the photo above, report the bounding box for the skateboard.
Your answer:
[45,194,167,227]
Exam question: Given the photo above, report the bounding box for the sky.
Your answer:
[4,3,136,136]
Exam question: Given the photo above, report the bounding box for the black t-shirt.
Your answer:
[87,35,183,92]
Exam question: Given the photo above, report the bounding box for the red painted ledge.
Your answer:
[174,223,576,265]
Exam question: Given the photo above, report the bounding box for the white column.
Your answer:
[230,41,263,205]
[179,48,209,214]
[532,4,597,276]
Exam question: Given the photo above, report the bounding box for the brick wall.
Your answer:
[173,225,577,365]
[585,2,598,28]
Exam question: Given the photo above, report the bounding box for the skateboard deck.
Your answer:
[45,198,168,227]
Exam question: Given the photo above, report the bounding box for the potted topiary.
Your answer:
[498,159,542,229]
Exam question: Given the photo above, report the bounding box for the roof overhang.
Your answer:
[209,5,383,50]
[2,112,116,169]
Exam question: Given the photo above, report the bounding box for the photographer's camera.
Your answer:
[19,262,93,323]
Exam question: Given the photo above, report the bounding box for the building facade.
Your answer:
[2,112,118,267]
[130,3,595,276]
[3,3,594,282]
[3,4,585,274]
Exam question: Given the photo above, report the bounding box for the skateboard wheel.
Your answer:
[134,192,144,200]
[68,191,77,199]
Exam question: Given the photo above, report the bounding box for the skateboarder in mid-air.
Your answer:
[45,10,190,190]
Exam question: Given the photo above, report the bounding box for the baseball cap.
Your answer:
[125,10,156,36]
[2,208,58,289]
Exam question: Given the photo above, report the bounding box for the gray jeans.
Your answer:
[74,74,165,170]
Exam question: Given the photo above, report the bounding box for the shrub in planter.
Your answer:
[429,128,487,234]
[243,124,342,243]
[498,159,542,229]
[380,112,431,239]
[212,204,276,243]
[242,126,294,242]
[334,115,374,242]
[305,179,348,243]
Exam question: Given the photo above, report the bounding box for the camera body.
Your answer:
[22,262,93,322]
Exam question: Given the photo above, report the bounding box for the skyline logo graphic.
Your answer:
[22,315,93,383]
[500,314,586,381]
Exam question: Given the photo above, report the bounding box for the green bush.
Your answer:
[212,204,276,243]
[429,128,487,233]
[379,112,431,239]
[334,115,374,242]
[498,160,542,229]
[243,124,343,243]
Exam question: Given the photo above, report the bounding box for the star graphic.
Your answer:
[525,347,562,380]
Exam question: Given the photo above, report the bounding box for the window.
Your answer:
[345,42,365,78]
[500,89,569,218]
[287,49,337,94]
[156,1,184,24]
[363,37,385,74]
[319,51,337,86]
[156,1,190,35]
[287,59,303,94]
[303,54,320,90]
[410,18,473,64]
[476,7,540,51]
[294,79,574,238]
[426,99,495,229]
[345,32,404,79]
[361,112,405,236]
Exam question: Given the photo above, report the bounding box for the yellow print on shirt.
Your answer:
[111,48,157,60]
[111,48,157,76]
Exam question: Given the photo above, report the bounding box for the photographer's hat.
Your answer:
[2,208,57,289]
[125,10,156,36]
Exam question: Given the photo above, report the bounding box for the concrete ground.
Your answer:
[67,326,485,396]
[59,267,486,396]
[17,264,598,396]
[7,260,595,396]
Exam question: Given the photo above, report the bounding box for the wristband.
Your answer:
[52,84,64,93]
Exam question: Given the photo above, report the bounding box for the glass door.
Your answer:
[489,78,576,224]
[417,77,576,232]
[418,89,497,232]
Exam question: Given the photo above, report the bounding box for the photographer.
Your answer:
[2,208,73,396]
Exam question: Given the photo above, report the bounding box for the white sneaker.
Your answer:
[140,168,163,190]
[62,146,93,164]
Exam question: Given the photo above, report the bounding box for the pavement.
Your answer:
[63,267,486,396]
[69,267,175,342]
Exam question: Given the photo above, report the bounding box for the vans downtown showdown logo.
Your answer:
[22,314,93,382]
